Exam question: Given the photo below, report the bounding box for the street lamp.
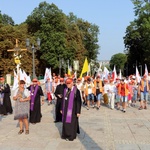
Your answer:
[90,61,94,76]
[26,38,41,79]
[73,60,79,78]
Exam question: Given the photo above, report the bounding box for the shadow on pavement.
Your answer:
[78,127,103,150]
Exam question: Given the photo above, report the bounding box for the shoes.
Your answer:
[54,120,59,123]
[131,104,135,107]
[116,107,120,110]
[31,123,36,125]
[65,138,73,141]
[91,105,95,108]
[97,106,100,110]
[18,130,24,134]
[86,106,89,110]
[138,106,143,110]
[25,130,29,135]
[121,109,126,112]
[144,106,147,109]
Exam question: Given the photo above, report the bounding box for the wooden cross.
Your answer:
[7,39,27,56]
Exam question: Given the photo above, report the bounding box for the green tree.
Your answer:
[26,2,68,73]
[0,23,35,76]
[124,0,150,74]
[2,14,14,25]
[0,2,100,77]
[109,53,127,74]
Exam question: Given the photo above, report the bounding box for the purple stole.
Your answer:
[30,85,38,111]
[62,86,76,123]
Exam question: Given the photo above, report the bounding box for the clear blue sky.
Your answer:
[0,0,135,60]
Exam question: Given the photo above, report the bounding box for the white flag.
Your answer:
[144,64,148,77]
[23,70,28,82]
[103,67,109,79]
[48,68,52,81]
[12,70,18,90]
[112,65,117,82]
[119,69,122,79]
[44,68,52,83]
[26,75,31,86]
[136,66,141,83]
[19,68,24,80]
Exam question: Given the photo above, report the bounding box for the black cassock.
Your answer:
[54,84,66,122]
[0,83,13,115]
[61,87,82,141]
[27,85,44,123]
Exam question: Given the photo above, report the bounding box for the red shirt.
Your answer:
[120,83,128,96]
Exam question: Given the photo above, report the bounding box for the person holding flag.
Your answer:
[45,78,53,105]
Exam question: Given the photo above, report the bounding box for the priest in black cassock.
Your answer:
[0,77,13,115]
[54,77,66,123]
[61,78,82,141]
[27,78,44,124]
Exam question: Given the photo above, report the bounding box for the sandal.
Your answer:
[138,106,143,110]
[18,130,24,134]
[25,130,29,134]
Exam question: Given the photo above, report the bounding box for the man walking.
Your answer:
[61,78,82,141]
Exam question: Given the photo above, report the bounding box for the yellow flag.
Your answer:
[80,57,89,78]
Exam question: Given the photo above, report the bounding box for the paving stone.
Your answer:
[1,85,150,149]
[115,144,140,150]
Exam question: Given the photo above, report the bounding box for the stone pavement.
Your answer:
[1,89,150,150]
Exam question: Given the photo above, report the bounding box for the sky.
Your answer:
[0,0,135,61]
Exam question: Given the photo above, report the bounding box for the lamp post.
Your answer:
[59,56,66,76]
[59,56,62,76]
[73,60,79,78]
[26,38,41,79]
[90,62,94,76]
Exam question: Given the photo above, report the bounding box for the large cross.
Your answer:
[7,39,27,82]
[7,39,27,56]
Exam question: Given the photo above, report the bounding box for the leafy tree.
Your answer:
[2,14,14,25]
[0,11,14,25]
[26,2,68,74]
[124,0,150,74]
[0,23,35,76]
[26,2,100,75]
[0,2,100,77]
[109,53,127,74]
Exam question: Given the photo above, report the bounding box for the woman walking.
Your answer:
[13,80,30,134]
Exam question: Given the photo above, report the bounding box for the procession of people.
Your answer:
[1,68,150,142]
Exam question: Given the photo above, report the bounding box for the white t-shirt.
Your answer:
[84,82,94,94]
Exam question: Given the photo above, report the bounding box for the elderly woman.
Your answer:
[13,80,30,134]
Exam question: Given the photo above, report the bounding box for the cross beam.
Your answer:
[7,39,27,56]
